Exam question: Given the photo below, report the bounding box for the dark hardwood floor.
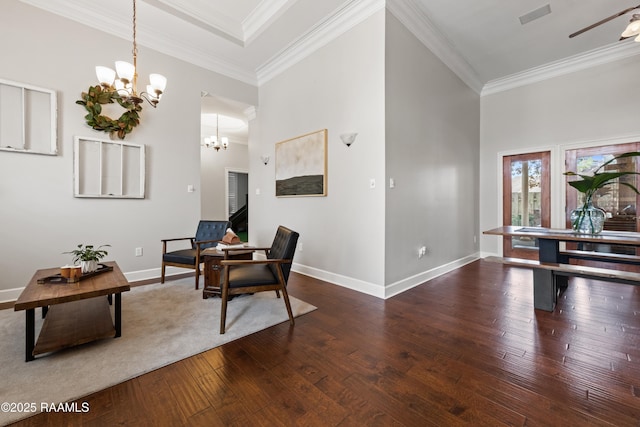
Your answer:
[10,260,640,426]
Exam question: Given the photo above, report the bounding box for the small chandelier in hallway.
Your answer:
[202,114,229,151]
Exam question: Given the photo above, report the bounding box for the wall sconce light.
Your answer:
[260,155,270,165]
[340,133,358,147]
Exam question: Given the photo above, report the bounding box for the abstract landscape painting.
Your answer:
[275,129,327,197]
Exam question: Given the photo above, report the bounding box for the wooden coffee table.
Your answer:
[14,261,130,362]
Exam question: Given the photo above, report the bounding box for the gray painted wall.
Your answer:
[251,10,387,297]
[0,1,257,299]
[384,12,481,291]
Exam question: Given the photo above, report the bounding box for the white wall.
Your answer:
[252,10,387,297]
[480,55,640,256]
[384,12,481,295]
[0,1,257,299]
[200,142,249,220]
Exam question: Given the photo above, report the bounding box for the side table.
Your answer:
[201,247,253,299]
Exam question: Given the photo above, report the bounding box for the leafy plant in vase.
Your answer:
[64,244,110,273]
[564,152,640,234]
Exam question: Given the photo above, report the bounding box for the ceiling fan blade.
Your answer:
[569,5,640,38]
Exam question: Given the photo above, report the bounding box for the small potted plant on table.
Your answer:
[64,244,110,273]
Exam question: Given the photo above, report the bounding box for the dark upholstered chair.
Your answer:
[218,226,299,334]
[161,220,231,289]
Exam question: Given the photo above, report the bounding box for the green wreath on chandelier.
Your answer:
[76,85,142,139]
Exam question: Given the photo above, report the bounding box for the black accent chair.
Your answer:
[161,220,231,290]
[219,226,299,334]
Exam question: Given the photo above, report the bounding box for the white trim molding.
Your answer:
[384,254,480,299]
[256,0,385,85]
[386,0,483,94]
[292,262,386,299]
[482,41,640,96]
[292,253,480,300]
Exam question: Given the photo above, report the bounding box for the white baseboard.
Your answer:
[124,267,162,283]
[292,252,481,300]
[384,253,480,298]
[479,251,499,258]
[292,263,386,298]
[1,256,481,304]
[0,288,24,304]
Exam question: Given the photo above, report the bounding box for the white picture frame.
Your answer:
[74,136,146,198]
[0,78,57,155]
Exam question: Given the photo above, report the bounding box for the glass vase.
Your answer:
[570,202,606,234]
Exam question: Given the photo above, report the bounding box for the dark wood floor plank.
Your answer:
[161,359,212,418]
[314,374,403,426]
[8,259,640,426]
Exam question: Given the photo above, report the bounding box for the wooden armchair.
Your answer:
[218,226,299,334]
[161,220,231,289]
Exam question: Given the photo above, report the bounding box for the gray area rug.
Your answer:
[0,278,316,425]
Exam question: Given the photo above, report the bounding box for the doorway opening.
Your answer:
[200,92,251,237]
[226,168,248,241]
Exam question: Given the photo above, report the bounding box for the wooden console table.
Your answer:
[14,261,130,362]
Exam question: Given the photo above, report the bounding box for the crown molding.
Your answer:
[243,0,298,45]
[143,33,258,85]
[386,0,483,94]
[141,0,244,46]
[482,41,640,96]
[22,0,640,95]
[256,0,386,85]
[20,0,258,85]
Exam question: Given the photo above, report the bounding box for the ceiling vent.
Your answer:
[519,4,552,25]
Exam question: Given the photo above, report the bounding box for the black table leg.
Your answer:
[114,293,122,338]
[25,309,35,362]
[533,269,556,311]
[538,238,559,262]
[538,238,568,289]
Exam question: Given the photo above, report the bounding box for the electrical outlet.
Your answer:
[298,242,303,252]
[135,247,143,257]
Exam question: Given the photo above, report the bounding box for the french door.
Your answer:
[502,152,551,259]
[565,142,640,254]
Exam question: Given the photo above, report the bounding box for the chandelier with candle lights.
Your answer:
[76,0,166,139]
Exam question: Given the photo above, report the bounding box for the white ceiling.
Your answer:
[200,93,251,144]
[20,0,640,95]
